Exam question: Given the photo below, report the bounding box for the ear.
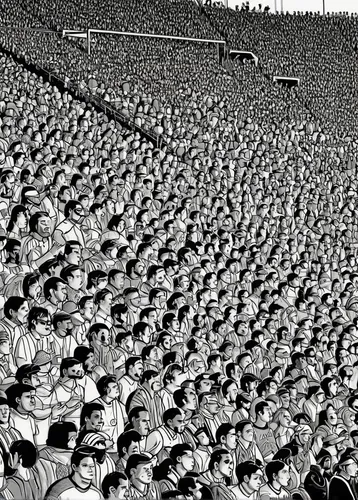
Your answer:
[243,474,249,484]
[109,486,116,495]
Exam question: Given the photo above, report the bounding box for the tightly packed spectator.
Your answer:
[0,1,358,500]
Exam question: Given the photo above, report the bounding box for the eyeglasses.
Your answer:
[37,319,51,326]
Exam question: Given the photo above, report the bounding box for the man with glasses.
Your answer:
[14,306,55,367]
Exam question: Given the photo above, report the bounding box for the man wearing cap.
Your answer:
[322,432,347,469]
[285,424,317,481]
[195,393,225,444]
[78,431,116,490]
[33,350,58,390]
[328,449,358,500]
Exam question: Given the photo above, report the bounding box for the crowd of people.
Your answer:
[0,0,357,500]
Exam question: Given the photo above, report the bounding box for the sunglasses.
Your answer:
[37,319,51,326]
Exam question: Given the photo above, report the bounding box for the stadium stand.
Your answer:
[0,1,357,499]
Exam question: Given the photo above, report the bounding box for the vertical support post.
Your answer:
[322,0,325,17]
[87,29,91,56]
[280,0,283,12]
[274,0,277,13]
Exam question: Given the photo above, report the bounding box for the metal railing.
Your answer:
[0,38,163,149]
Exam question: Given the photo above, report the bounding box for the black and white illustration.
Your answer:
[0,0,355,498]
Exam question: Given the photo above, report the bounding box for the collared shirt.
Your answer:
[258,483,291,499]
[146,425,184,457]
[54,220,86,248]
[0,424,23,453]
[129,387,164,428]
[118,375,138,401]
[14,332,56,367]
[53,379,84,427]
[230,484,257,500]
[20,234,52,269]
[92,397,125,451]
[127,481,161,500]
[43,476,103,500]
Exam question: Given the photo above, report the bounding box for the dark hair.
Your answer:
[127,406,148,423]
[46,421,78,449]
[265,460,287,483]
[153,458,174,481]
[208,449,230,472]
[9,440,38,468]
[255,401,270,416]
[73,346,94,369]
[28,306,49,331]
[43,276,66,300]
[163,407,181,425]
[70,446,96,468]
[28,211,49,233]
[235,419,252,434]
[7,205,27,233]
[236,461,262,484]
[102,472,127,499]
[5,384,35,409]
[96,375,117,397]
[169,443,192,466]
[125,356,142,373]
[80,403,105,428]
[116,430,141,458]
[216,423,234,446]
[4,296,28,320]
